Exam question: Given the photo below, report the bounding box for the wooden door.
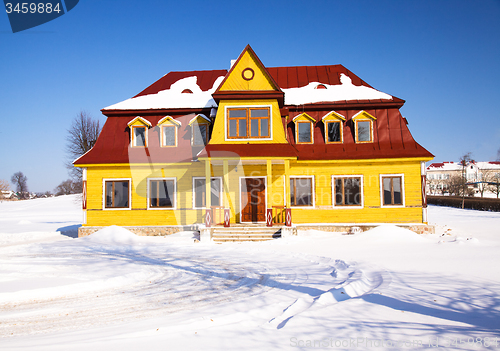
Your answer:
[240,178,266,223]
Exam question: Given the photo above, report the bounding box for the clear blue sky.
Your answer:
[1,0,499,193]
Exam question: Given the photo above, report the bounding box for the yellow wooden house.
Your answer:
[74,45,433,237]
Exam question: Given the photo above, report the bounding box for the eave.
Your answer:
[284,97,405,112]
[101,107,213,117]
[212,91,285,108]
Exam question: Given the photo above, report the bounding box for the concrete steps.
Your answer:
[212,226,282,242]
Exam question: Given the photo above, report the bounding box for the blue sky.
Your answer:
[1,0,499,192]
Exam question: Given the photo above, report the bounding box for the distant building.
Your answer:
[427,161,500,196]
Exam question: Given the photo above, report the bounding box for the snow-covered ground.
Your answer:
[0,196,499,350]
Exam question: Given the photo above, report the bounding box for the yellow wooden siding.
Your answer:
[218,50,276,91]
[83,158,424,227]
[209,99,288,144]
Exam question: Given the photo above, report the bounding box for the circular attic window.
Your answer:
[242,68,255,81]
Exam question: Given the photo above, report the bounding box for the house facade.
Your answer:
[74,45,433,236]
[427,161,500,196]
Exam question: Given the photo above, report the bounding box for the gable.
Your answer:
[217,45,280,92]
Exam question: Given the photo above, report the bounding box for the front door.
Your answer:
[240,178,266,223]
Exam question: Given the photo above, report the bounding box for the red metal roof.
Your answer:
[131,65,376,98]
[76,61,432,165]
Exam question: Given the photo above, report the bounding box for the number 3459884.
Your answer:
[5,3,62,14]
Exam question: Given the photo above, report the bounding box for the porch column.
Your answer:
[223,159,230,227]
[205,159,212,227]
[284,159,292,227]
[266,159,273,227]
[284,159,290,207]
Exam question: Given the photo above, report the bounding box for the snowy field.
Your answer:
[0,196,499,350]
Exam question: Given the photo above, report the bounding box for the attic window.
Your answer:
[322,111,345,144]
[315,84,327,89]
[297,122,312,143]
[352,111,376,144]
[293,113,315,144]
[132,126,147,147]
[182,89,193,94]
[127,117,152,148]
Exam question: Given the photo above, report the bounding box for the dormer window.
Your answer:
[227,107,270,139]
[352,111,376,143]
[127,117,152,147]
[133,126,146,146]
[158,116,181,147]
[322,111,345,144]
[189,114,211,146]
[292,113,315,144]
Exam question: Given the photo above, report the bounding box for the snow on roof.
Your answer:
[427,161,500,171]
[282,74,393,106]
[103,76,225,110]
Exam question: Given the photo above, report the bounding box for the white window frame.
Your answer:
[224,104,273,141]
[379,173,405,208]
[147,177,177,210]
[289,175,315,208]
[331,175,364,209]
[102,178,132,210]
[192,177,223,209]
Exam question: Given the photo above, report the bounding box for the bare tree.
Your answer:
[0,179,9,192]
[66,111,102,182]
[11,172,28,199]
[54,179,80,196]
[459,153,472,208]
[489,174,500,198]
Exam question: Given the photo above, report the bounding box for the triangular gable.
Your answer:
[321,111,346,122]
[127,116,152,128]
[216,45,281,92]
[188,114,211,126]
[158,116,182,127]
[352,111,376,121]
[292,113,316,123]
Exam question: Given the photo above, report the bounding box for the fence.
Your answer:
[428,196,500,212]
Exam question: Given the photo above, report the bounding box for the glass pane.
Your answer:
[115,181,129,208]
[150,180,158,207]
[290,179,295,206]
[344,178,360,205]
[229,109,247,118]
[251,119,259,137]
[163,126,175,146]
[134,127,146,146]
[239,120,247,137]
[295,178,312,206]
[229,119,237,137]
[211,178,220,206]
[158,180,174,207]
[260,119,269,137]
[193,124,207,145]
[357,121,371,142]
[393,177,402,205]
[194,179,205,208]
[334,178,343,205]
[298,123,311,143]
[383,177,392,205]
[250,109,268,118]
[105,182,113,207]
[328,122,340,142]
